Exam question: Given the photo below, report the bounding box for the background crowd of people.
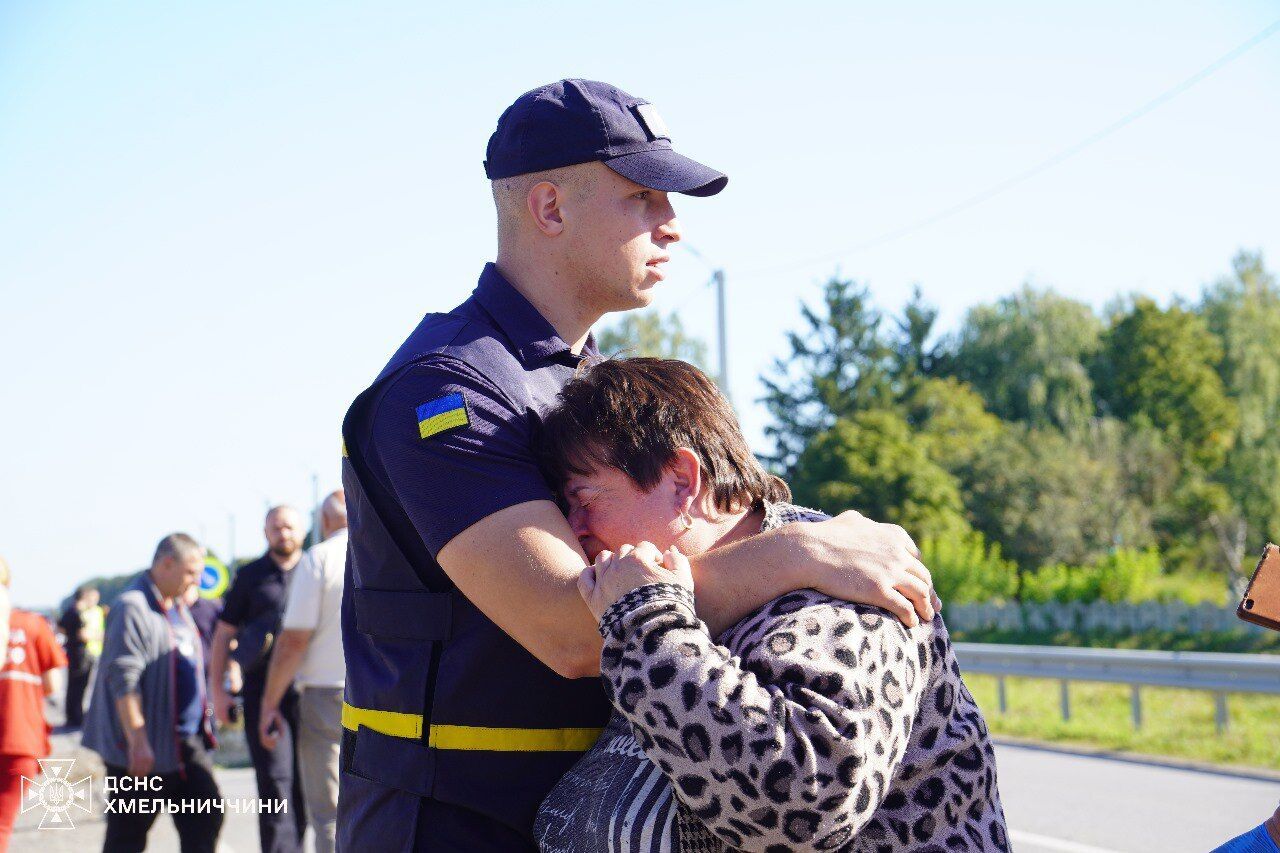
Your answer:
[0,493,348,853]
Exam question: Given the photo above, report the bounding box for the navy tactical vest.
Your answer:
[336,276,610,850]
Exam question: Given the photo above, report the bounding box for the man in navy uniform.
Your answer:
[338,79,939,851]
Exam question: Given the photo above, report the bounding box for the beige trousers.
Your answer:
[297,685,343,853]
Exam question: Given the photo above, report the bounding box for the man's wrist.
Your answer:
[781,521,822,586]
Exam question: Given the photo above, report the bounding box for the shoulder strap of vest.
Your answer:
[341,309,481,595]
[342,360,457,596]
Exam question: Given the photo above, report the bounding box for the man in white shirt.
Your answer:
[260,491,347,853]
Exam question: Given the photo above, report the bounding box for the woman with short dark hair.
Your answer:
[534,357,1008,853]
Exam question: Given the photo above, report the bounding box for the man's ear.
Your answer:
[527,181,565,237]
[670,448,703,511]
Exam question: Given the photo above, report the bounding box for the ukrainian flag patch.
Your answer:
[417,392,469,440]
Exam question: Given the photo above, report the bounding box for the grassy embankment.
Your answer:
[963,672,1280,771]
[949,621,1280,770]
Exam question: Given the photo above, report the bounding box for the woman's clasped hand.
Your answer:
[576,541,692,621]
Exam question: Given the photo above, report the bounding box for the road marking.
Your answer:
[1009,828,1126,853]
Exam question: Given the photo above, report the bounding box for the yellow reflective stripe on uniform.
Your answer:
[341,703,602,752]
[341,703,423,739]
[428,724,603,752]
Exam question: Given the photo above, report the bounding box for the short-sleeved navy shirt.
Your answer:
[356,264,599,564]
[219,554,292,677]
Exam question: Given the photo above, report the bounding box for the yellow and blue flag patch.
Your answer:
[417,392,469,440]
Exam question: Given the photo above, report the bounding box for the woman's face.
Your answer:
[563,465,684,561]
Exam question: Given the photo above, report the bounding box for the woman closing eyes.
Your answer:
[533,357,1009,853]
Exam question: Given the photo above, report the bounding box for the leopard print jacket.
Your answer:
[597,504,1009,852]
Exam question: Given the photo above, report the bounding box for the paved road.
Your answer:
[10,735,1278,851]
[995,740,1279,853]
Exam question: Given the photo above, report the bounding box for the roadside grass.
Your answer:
[963,673,1280,771]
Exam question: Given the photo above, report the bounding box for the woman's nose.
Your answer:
[568,507,590,538]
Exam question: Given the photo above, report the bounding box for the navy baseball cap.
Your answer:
[484,79,727,197]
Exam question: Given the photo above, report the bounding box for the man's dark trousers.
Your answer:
[242,674,307,853]
[63,655,93,728]
[103,737,223,853]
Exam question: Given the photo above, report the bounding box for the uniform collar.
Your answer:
[472,263,599,366]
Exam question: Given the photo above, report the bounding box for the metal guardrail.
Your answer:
[954,642,1280,732]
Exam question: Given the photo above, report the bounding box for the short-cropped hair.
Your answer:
[152,533,203,567]
[539,357,790,514]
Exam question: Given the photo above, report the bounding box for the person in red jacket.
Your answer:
[0,560,68,853]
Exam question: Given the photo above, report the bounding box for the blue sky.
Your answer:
[2,1,1278,609]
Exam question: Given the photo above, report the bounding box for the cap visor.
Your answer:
[604,149,727,197]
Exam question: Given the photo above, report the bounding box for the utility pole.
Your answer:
[680,244,731,406]
[712,269,730,406]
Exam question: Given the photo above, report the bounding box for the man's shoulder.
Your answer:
[227,556,274,593]
[368,349,529,446]
[316,531,348,559]
[305,534,347,575]
[356,331,524,445]
[11,608,52,635]
[235,555,274,578]
[112,588,152,619]
[382,306,522,388]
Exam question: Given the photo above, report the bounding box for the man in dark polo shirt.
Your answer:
[57,586,92,728]
[208,505,308,853]
[338,79,939,851]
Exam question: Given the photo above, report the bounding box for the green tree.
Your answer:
[1087,297,1240,578]
[790,410,970,541]
[963,419,1152,572]
[761,280,1001,531]
[760,277,895,474]
[903,376,1006,474]
[1094,297,1237,470]
[946,285,1102,432]
[1200,250,1280,588]
[596,310,709,368]
[892,286,942,390]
